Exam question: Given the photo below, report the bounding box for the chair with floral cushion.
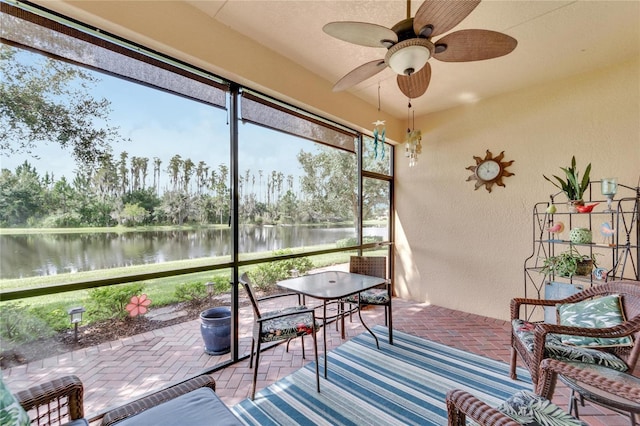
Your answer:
[510,280,640,387]
[342,256,393,344]
[447,358,640,425]
[239,272,320,400]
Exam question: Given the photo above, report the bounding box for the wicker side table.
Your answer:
[558,362,640,426]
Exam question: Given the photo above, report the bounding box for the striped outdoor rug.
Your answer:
[232,326,532,425]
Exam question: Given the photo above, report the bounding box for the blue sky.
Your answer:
[1,48,316,191]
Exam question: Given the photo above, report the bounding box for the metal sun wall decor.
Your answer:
[465,150,514,192]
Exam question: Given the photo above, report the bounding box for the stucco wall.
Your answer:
[394,58,640,320]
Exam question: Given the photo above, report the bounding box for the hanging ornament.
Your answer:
[372,83,386,160]
[405,129,422,167]
[372,120,386,160]
[405,100,422,167]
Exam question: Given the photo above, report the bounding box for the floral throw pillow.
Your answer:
[557,294,633,348]
[0,377,30,426]
[497,390,587,426]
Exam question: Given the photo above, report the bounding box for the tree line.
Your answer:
[0,146,388,228]
[0,44,388,228]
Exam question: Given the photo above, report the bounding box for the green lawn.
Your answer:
[0,235,386,347]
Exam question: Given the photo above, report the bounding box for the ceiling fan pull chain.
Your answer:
[412,109,415,131]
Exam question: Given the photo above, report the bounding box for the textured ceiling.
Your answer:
[185,0,638,118]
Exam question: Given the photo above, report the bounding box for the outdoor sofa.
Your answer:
[1,373,242,425]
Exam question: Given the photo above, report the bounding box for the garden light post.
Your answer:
[68,306,85,342]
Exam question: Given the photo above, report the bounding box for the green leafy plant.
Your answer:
[540,246,597,277]
[248,249,314,291]
[174,281,208,302]
[336,236,383,248]
[211,275,232,293]
[0,302,56,347]
[543,156,591,201]
[175,276,234,301]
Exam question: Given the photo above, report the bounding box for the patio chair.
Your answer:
[4,374,85,426]
[239,272,320,400]
[343,256,393,344]
[510,280,640,386]
[446,358,640,425]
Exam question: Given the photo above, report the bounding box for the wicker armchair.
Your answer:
[14,375,85,426]
[446,358,640,425]
[510,280,640,386]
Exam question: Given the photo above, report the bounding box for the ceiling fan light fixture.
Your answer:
[385,38,434,76]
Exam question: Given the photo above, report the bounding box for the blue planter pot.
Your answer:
[200,307,231,355]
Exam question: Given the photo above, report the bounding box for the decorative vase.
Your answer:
[200,307,231,355]
[567,200,584,213]
[569,227,592,244]
[575,259,594,276]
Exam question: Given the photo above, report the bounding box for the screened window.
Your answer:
[0,45,231,281]
[0,1,393,387]
[237,92,358,258]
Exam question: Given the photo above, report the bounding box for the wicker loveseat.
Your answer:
[510,280,640,386]
[2,374,241,425]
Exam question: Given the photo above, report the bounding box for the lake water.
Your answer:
[0,226,387,279]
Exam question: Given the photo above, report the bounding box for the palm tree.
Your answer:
[182,158,195,193]
[140,157,149,189]
[167,155,182,191]
[153,157,162,195]
[118,152,130,196]
[196,161,209,195]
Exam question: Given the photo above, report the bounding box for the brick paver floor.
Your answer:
[2,298,635,425]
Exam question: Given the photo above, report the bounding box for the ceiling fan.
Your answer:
[323,0,517,99]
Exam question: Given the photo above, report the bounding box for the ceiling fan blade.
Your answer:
[323,22,398,48]
[397,63,431,99]
[413,0,480,38]
[333,59,387,92]
[433,30,517,62]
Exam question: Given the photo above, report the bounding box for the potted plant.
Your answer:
[543,156,591,212]
[540,246,597,277]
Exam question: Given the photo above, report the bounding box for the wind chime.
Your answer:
[405,99,421,167]
[372,83,386,160]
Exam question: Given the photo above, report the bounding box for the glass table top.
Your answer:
[560,361,640,410]
[277,271,385,300]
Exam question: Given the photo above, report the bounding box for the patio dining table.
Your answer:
[277,270,386,378]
